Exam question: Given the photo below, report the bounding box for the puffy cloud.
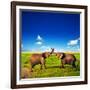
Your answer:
[40,45,51,51]
[36,35,43,45]
[36,41,42,45]
[67,37,80,46]
[55,48,65,52]
[68,40,78,46]
[35,35,43,45]
[37,35,42,41]
[60,49,65,52]
[77,48,80,51]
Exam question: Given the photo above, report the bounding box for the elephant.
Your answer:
[55,52,76,68]
[30,48,54,72]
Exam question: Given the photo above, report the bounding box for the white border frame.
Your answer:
[16,5,85,85]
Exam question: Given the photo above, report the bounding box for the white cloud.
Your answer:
[36,41,42,45]
[35,35,43,45]
[40,45,51,51]
[60,49,65,52]
[54,48,59,52]
[54,48,64,52]
[77,48,80,51]
[40,46,50,49]
[68,40,78,46]
[67,37,80,46]
[37,35,42,41]
[40,46,46,49]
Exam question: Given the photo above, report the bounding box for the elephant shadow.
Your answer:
[46,66,60,69]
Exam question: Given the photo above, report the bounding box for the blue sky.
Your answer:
[21,10,80,52]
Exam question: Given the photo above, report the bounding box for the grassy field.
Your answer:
[21,52,80,78]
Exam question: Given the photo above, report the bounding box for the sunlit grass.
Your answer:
[20,52,80,78]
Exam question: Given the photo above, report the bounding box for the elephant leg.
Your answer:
[44,63,46,69]
[30,64,35,72]
[40,57,46,69]
[30,61,32,72]
[60,59,65,68]
[72,61,76,68]
[30,65,33,72]
[43,60,47,69]
[40,64,43,70]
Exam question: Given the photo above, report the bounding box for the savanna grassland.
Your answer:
[21,52,80,79]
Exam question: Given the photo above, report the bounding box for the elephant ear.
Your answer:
[60,53,65,59]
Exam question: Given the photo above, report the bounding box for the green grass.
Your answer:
[21,52,80,78]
